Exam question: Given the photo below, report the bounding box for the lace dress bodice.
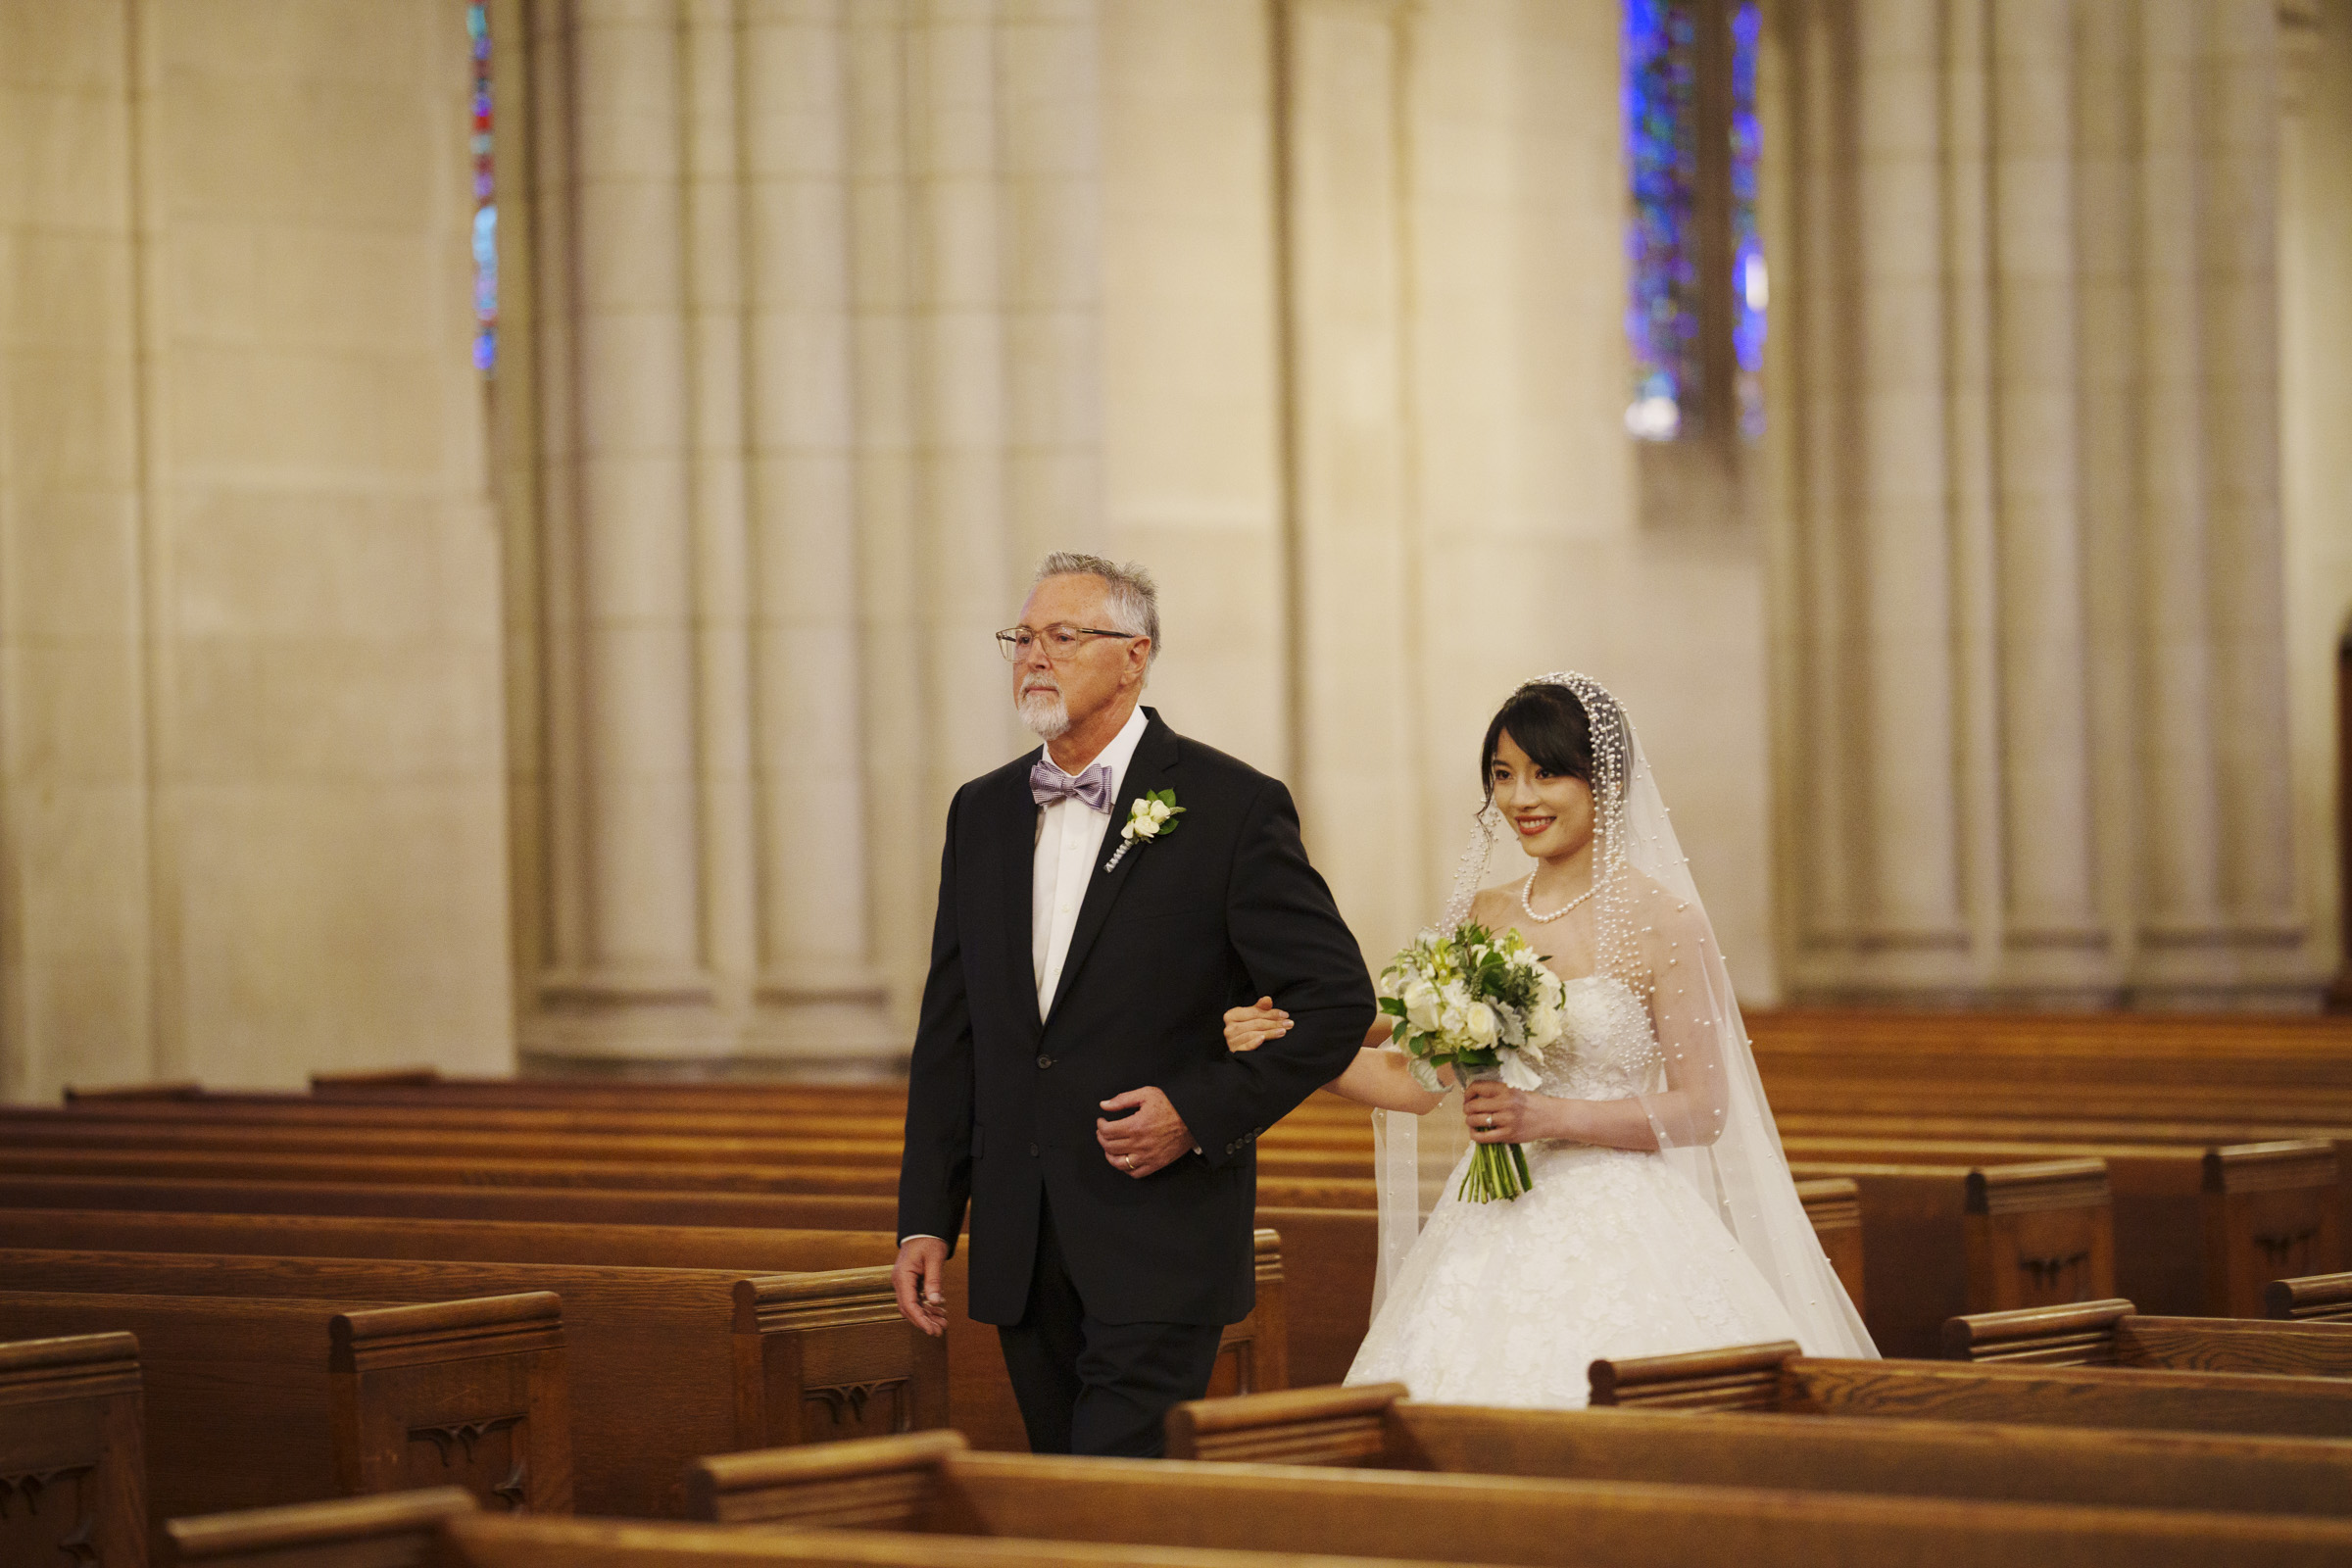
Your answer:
[1529,973,1664,1105]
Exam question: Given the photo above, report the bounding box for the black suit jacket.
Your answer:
[897,709,1373,1326]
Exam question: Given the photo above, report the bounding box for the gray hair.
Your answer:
[1034,552,1160,664]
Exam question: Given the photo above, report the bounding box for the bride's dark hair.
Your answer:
[1480,682,1592,802]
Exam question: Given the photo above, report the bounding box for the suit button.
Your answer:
[1036,1054,1053,1069]
[1029,1143,1041,1157]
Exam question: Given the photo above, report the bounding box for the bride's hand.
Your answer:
[1223,996,1290,1054]
[1463,1080,1547,1143]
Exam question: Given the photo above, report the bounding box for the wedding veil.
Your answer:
[1369,672,1876,1360]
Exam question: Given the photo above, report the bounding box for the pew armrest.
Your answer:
[1588,1341,1799,1410]
[687,1430,967,1528]
[1165,1382,1406,1464]
[167,1486,478,1567]
[1941,1298,2135,1365]
[2267,1269,2352,1323]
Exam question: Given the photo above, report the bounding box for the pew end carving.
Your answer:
[732,1269,948,1448]
[1203,1231,1288,1398]
[686,1430,966,1529]
[0,1332,145,1568]
[327,1294,571,1515]
[1163,1382,1404,1465]
[1964,1160,2115,1312]
[2206,1143,2345,1317]
[167,1485,477,1568]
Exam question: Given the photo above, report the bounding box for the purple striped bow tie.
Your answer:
[1031,759,1113,812]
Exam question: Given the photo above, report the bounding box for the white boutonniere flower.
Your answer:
[1102,789,1184,872]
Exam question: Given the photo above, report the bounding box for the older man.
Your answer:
[893,552,1372,1457]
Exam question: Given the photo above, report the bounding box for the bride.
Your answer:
[1227,672,1874,1406]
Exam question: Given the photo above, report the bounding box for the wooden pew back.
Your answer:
[681,1430,2352,1567]
[0,1289,566,1545]
[1592,1341,2352,1437]
[1164,1383,2352,1518]
[0,1248,924,1519]
[1946,1298,2352,1375]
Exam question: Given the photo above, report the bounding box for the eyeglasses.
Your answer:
[996,624,1141,662]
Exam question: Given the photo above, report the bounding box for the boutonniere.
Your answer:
[1102,789,1184,873]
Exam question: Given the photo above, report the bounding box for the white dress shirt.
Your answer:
[1031,704,1150,1018]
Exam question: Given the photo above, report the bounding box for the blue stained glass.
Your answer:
[1623,0,1697,441]
[468,2,496,375]
[1622,0,1764,442]
[1730,0,1764,438]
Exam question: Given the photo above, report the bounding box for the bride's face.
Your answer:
[1491,730,1594,862]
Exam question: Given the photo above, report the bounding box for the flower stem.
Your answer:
[1458,1141,1533,1202]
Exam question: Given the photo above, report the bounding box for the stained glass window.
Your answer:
[469,2,497,374]
[1622,0,1763,443]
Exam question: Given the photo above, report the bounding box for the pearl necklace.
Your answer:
[1520,870,1595,924]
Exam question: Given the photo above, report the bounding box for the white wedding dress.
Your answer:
[1346,971,1805,1408]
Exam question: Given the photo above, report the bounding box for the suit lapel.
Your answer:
[1044,710,1179,1024]
[993,757,1044,1044]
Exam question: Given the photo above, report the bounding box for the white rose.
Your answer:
[1526,1003,1561,1048]
[1498,1053,1543,1092]
[1539,969,1565,1005]
[1465,1002,1500,1047]
[1402,977,1442,1032]
[1147,799,1171,822]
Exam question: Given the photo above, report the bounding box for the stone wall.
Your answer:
[0,0,512,1102]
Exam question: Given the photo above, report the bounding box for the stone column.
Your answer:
[1281,0,1426,963]
[514,0,1105,1068]
[743,0,896,1054]
[1767,0,2314,1004]
[534,0,720,1053]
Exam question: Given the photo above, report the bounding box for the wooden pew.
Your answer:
[0,1290,566,1547]
[2271,1269,2352,1322]
[0,1141,1376,1208]
[1786,1135,2342,1320]
[1783,1157,2112,1355]
[0,1174,1330,1392]
[0,1152,1864,1390]
[679,1430,2352,1566]
[1163,1382,2352,1517]
[175,1498,1484,1568]
[0,1249,927,1519]
[1945,1298,2352,1375]
[1,1332,146,1568]
[0,1210,1285,1452]
[169,1487,475,1568]
[0,1110,1379,1184]
[1588,1339,2352,1437]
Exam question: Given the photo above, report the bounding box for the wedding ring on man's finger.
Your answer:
[1123,1154,1134,1169]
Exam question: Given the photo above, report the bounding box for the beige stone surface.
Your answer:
[6,0,2345,1102]
[0,0,511,1102]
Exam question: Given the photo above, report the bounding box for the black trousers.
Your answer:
[995,1191,1227,1457]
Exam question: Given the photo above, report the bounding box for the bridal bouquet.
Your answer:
[1377,923,1567,1202]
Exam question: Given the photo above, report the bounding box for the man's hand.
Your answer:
[892,1236,951,1336]
[1097,1085,1193,1178]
